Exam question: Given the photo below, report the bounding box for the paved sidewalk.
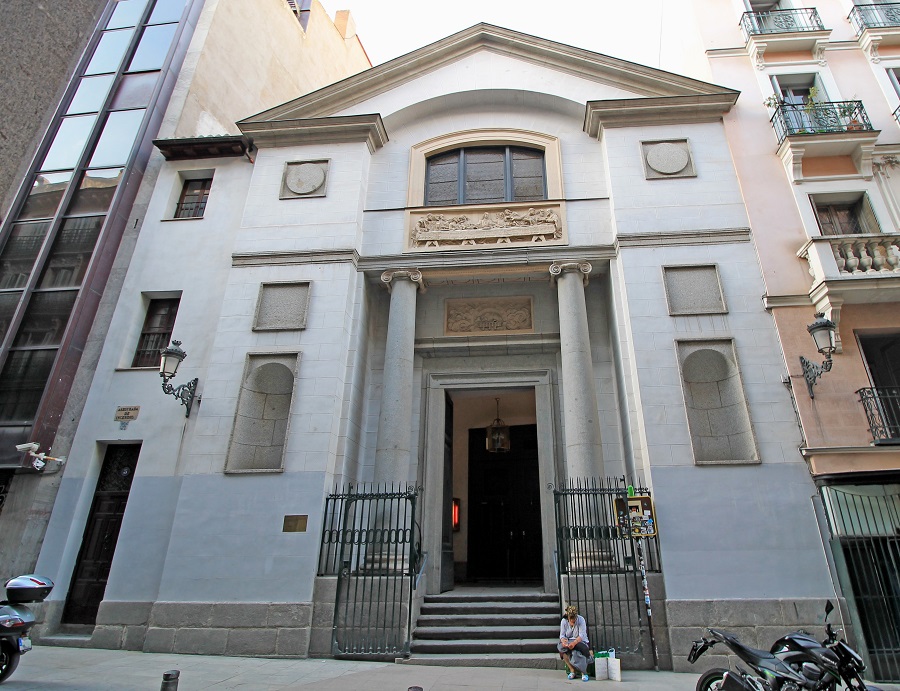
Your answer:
[9,646,700,690]
[11,647,899,691]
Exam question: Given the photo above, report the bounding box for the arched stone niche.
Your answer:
[225,353,299,473]
[676,340,759,465]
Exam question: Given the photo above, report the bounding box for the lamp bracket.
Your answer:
[162,376,198,417]
[800,355,833,399]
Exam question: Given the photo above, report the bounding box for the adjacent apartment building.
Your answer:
[0,0,369,578]
[666,0,900,680]
[26,21,839,671]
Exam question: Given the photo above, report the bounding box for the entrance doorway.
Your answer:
[62,444,139,625]
[466,424,542,582]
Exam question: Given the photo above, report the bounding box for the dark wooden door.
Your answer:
[467,425,542,582]
[62,445,139,625]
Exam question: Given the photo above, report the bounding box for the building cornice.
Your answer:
[583,93,739,137]
[153,134,253,160]
[762,294,813,309]
[237,114,388,152]
[240,23,739,124]
[616,227,751,248]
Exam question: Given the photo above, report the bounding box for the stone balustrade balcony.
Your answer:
[799,234,900,349]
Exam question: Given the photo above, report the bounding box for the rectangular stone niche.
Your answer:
[253,281,311,331]
[444,296,534,336]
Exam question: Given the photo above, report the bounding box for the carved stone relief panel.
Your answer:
[641,140,696,179]
[407,201,566,252]
[280,160,328,199]
[444,296,534,336]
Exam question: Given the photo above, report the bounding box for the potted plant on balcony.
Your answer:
[838,100,865,131]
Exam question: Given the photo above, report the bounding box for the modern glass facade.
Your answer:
[0,0,197,467]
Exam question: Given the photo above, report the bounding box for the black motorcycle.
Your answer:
[688,601,880,691]
[0,575,53,684]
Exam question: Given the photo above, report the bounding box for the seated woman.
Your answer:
[558,604,591,681]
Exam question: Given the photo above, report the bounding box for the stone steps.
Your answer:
[403,588,564,669]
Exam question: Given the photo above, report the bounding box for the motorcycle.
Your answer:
[0,574,53,684]
[688,601,880,691]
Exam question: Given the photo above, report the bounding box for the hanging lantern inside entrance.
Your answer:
[485,397,511,453]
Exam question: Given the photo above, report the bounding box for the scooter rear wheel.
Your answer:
[696,668,729,691]
[0,641,20,684]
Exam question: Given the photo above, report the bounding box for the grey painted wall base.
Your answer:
[61,600,316,657]
[666,598,836,673]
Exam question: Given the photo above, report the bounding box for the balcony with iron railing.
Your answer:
[771,101,874,142]
[740,8,824,39]
[740,8,830,67]
[849,3,900,61]
[770,101,880,182]
[849,3,900,34]
[857,387,900,444]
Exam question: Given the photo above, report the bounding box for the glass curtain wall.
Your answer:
[0,0,189,465]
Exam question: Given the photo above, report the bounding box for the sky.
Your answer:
[320,0,666,68]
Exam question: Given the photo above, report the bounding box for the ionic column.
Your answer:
[374,269,424,485]
[550,261,604,480]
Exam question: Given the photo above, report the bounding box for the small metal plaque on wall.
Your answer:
[282,515,308,532]
[114,406,140,421]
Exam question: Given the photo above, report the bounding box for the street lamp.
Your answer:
[159,340,198,417]
[800,313,837,399]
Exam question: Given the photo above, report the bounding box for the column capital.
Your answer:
[549,261,592,287]
[381,269,426,293]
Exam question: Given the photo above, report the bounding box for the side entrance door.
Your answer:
[62,444,139,625]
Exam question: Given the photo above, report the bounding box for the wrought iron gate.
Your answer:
[822,484,900,682]
[553,477,661,658]
[318,483,421,659]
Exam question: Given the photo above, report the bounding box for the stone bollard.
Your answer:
[160,670,180,690]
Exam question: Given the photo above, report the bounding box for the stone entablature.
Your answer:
[407,201,565,251]
[444,296,534,336]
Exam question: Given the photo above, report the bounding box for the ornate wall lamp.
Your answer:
[159,340,199,417]
[800,313,837,399]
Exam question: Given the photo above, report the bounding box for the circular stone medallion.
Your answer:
[285,163,326,195]
[646,143,690,175]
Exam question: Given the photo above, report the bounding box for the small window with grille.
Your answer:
[131,297,179,367]
[173,177,212,219]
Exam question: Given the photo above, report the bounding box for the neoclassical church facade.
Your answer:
[32,25,835,668]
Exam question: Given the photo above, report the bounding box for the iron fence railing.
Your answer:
[553,476,659,658]
[822,485,900,682]
[771,101,873,143]
[849,3,900,34]
[740,8,824,40]
[318,483,421,659]
[857,387,900,445]
[173,200,206,218]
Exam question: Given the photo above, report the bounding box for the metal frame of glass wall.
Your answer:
[0,0,201,467]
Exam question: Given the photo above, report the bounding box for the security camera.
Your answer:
[16,442,39,453]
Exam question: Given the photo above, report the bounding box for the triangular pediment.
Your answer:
[240,23,737,124]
